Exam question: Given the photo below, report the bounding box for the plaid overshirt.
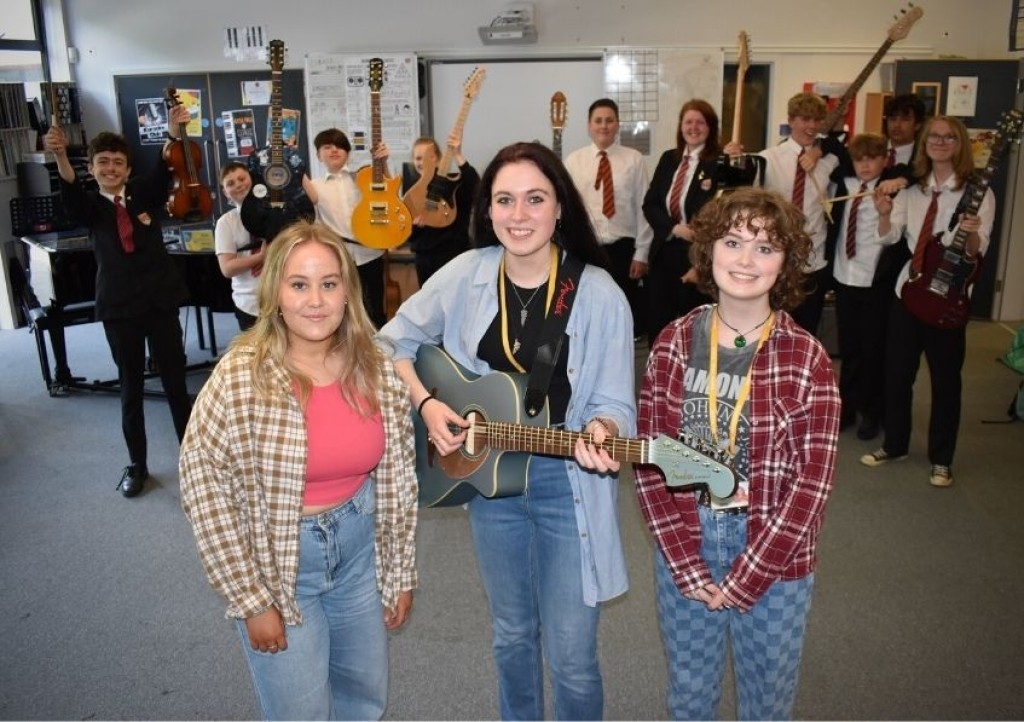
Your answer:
[635,307,839,611]
[180,345,418,625]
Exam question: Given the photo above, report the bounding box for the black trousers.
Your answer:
[102,308,192,468]
[645,239,709,345]
[415,243,467,287]
[882,299,966,466]
[790,267,832,337]
[358,256,386,329]
[834,281,891,424]
[604,236,645,336]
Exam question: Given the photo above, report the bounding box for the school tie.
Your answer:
[595,150,615,218]
[792,149,806,210]
[845,183,868,259]
[887,145,897,168]
[668,155,690,223]
[113,195,135,253]
[911,189,942,274]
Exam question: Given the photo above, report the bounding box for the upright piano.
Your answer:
[19,230,233,395]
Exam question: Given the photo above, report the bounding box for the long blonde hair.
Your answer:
[234,220,384,414]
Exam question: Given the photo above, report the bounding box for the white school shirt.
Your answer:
[758,138,838,273]
[311,171,383,266]
[832,178,900,288]
[214,206,260,316]
[564,142,654,263]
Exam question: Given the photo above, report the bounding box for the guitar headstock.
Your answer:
[985,110,1024,166]
[550,91,567,131]
[164,86,181,107]
[368,58,385,93]
[267,39,285,73]
[648,433,737,499]
[737,31,751,76]
[887,3,924,42]
[464,67,487,99]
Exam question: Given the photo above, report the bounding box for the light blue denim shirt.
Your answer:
[379,245,635,605]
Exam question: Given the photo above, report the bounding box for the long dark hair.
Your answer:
[471,141,608,269]
[676,99,721,163]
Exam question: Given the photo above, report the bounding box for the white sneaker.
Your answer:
[860,448,909,467]
[929,464,954,487]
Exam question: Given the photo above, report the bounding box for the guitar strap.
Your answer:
[523,252,585,418]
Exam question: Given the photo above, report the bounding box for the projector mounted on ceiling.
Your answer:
[479,3,538,45]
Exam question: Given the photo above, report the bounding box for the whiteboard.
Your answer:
[427,58,604,171]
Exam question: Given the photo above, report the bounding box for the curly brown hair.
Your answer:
[688,188,812,311]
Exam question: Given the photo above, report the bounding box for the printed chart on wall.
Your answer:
[304,52,419,179]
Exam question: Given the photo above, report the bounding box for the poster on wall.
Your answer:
[304,52,419,178]
[967,128,996,169]
[220,108,258,158]
[136,97,168,145]
[267,108,302,147]
[946,76,979,117]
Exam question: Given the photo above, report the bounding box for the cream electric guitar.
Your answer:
[549,91,567,159]
[402,67,486,228]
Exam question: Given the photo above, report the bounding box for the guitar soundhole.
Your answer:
[264,165,292,191]
[436,409,488,481]
[463,410,486,456]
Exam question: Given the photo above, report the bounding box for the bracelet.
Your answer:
[417,394,436,416]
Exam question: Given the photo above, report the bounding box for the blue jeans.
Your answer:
[237,479,387,721]
[654,505,814,721]
[468,455,603,720]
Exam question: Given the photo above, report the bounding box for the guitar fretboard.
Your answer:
[370,88,385,187]
[268,65,283,204]
[473,421,648,463]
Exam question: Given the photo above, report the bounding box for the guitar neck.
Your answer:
[731,69,747,146]
[269,67,284,204]
[552,129,563,159]
[822,38,894,132]
[370,88,386,184]
[437,95,474,176]
[475,421,648,463]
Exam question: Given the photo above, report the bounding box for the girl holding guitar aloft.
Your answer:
[379,142,636,720]
[861,116,994,488]
[635,188,840,720]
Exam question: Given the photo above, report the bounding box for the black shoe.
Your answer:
[856,418,880,441]
[116,464,149,498]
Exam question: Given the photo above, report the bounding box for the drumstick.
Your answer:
[828,189,876,204]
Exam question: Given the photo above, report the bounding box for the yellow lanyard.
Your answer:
[707,307,775,455]
[498,245,559,372]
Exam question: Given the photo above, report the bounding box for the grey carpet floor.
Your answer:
[1,311,1022,720]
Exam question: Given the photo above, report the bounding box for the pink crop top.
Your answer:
[301,383,384,508]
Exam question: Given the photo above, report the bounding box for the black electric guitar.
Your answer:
[549,91,567,159]
[413,345,737,508]
[240,39,314,245]
[403,66,486,228]
[902,110,1023,329]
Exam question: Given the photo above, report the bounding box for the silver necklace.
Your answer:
[715,305,772,348]
[507,277,544,327]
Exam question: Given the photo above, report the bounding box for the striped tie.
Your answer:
[113,195,135,253]
[792,149,806,210]
[911,189,942,274]
[845,183,868,259]
[668,155,690,223]
[887,145,897,168]
[595,150,615,218]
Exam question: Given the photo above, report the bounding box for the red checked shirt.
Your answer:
[635,307,840,611]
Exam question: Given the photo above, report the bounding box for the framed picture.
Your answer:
[911,81,942,117]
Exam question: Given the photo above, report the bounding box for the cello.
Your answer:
[164,87,213,222]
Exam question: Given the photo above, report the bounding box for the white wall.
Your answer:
[54,0,1015,135]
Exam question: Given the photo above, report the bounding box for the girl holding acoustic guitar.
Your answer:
[379,141,635,720]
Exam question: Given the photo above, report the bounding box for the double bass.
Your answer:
[163,87,213,222]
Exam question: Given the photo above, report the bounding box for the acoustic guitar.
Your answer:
[240,39,314,244]
[351,58,413,250]
[549,91,567,159]
[403,67,486,228]
[413,345,737,508]
[902,110,1023,329]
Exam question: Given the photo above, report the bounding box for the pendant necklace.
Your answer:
[715,304,773,348]
[508,279,544,328]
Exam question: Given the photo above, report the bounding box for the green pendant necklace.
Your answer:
[715,305,772,348]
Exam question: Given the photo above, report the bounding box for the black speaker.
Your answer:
[17,162,54,197]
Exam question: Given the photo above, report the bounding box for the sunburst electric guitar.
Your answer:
[351,58,412,250]
[413,345,737,508]
[902,110,1023,329]
[403,67,486,228]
